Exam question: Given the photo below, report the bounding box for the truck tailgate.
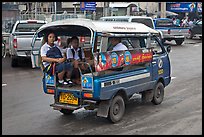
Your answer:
[14,33,42,51]
[158,27,189,37]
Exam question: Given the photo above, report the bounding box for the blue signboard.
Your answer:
[80,2,96,11]
[166,2,197,12]
[81,76,93,90]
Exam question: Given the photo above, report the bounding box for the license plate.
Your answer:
[59,93,78,105]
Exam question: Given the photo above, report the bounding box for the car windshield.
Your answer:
[155,20,174,27]
[131,18,154,29]
[15,23,45,32]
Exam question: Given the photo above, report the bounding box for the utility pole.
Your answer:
[161,2,166,18]
[35,2,37,19]
[103,2,109,16]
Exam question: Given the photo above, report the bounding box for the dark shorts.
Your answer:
[55,62,73,73]
[45,62,73,75]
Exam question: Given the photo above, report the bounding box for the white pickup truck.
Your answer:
[100,16,190,45]
[9,20,47,67]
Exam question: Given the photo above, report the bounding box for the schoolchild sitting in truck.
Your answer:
[40,31,73,85]
[66,36,87,85]
[107,37,128,51]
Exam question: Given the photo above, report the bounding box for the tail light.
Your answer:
[80,36,85,43]
[13,38,17,48]
[57,37,61,47]
[188,29,191,34]
[168,29,171,34]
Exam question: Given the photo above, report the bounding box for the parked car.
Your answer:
[187,20,202,39]
[9,20,47,67]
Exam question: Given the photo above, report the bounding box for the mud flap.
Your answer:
[97,100,111,118]
[142,90,154,103]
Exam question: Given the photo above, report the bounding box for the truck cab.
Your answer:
[32,19,171,123]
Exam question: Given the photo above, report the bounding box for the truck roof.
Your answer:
[154,18,172,21]
[16,20,47,24]
[100,16,153,20]
[37,18,158,37]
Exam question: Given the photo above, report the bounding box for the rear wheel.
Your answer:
[187,30,193,39]
[151,82,164,105]
[60,109,74,115]
[108,95,125,123]
[161,39,166,44]
[11,56,18,67]
[175,39,184,45]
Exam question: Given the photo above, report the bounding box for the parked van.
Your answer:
[31,19,171,123]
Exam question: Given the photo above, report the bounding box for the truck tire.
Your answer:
[161,39,166,44]
[151,82,164,105]
[60,109,74,115]
[11,57,18,67]
[175,39,184,45]
[108,95,125,123]
[187,30,193,39]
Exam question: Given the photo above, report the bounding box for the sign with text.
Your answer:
[166,2,197,12]
[94,49,153,72]
[80,2,96,11]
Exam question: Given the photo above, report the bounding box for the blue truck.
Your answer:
[153,18,190,45]
[31,19,172,123]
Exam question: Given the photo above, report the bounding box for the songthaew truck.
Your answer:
[31,19,171,123]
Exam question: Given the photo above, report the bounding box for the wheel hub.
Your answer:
[113,103,120,115]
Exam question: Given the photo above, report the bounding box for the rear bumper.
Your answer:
[163,35,185,40]
[50,103,81,110]
[15,50,31,57]
[50,100,97,110]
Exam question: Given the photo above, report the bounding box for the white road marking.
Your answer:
[2,83,7,87]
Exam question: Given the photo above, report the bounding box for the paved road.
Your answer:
[2,38,202,135]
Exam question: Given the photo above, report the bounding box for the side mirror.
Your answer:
[166,45,171,53]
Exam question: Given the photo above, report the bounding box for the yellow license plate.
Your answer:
[59,92,78,105]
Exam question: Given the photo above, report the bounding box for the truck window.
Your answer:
[131,18,154,29]
[15,23,45,32]
[121,37,147,49]
[155,20,174,27]
[115,19,129,22]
